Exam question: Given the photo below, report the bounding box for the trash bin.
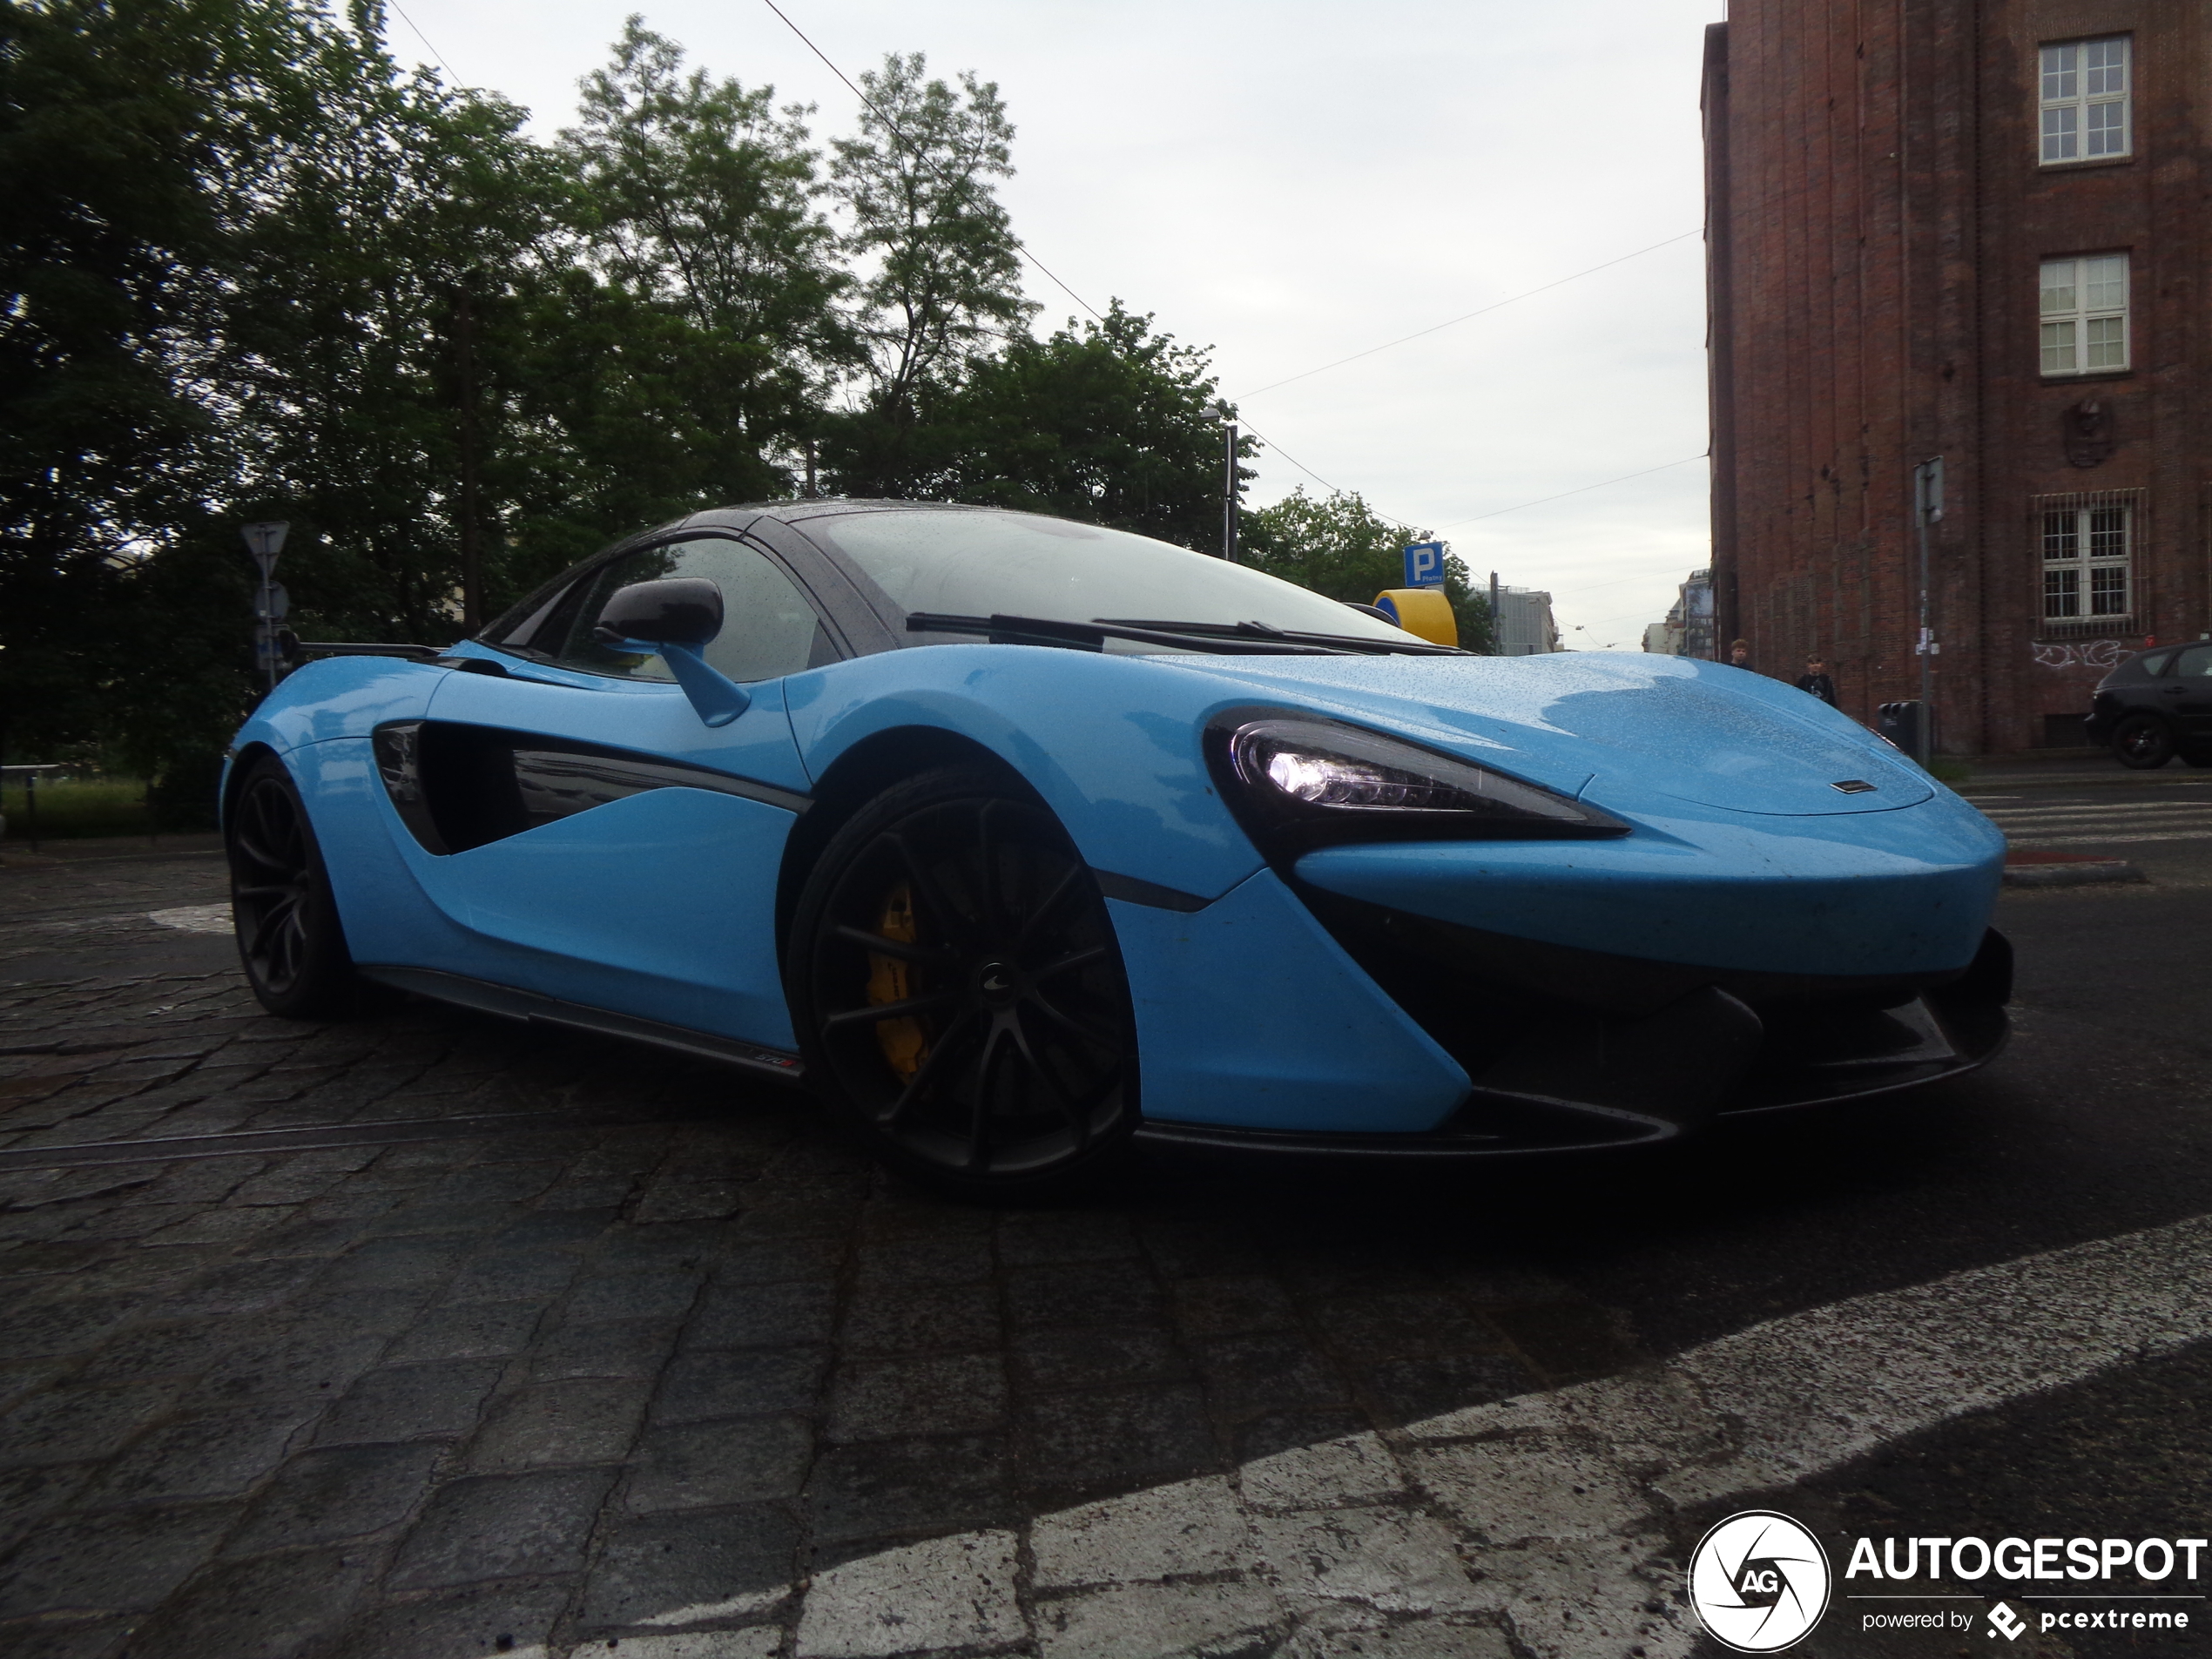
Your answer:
[1878,700,1932,757]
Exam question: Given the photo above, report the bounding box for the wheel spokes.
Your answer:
[1032,943,1109,981]
[888,832,979,949]
[1013,860,1088,951]
[877,1005,984,1128]
[824,991,958,1029]
[833,923,958,968]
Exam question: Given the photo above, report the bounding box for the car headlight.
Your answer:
[1207,712,1629,853]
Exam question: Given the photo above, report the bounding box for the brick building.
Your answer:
[1703,3,2210,752]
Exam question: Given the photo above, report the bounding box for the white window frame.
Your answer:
[2037,489,2143,633]
[2040,254,2130,377]
[2040,37,2132,165]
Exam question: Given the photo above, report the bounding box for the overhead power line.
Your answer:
[1235,230,1701,401]
[758,0,1105,323]
[386,1,458,82]
[1432,453,1708,531]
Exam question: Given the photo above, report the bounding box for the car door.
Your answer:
[388,534,836,1051]
[2164,644,2212,744]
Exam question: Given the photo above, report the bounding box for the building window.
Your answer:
[2040,37,2131,164]
[2036,489,2143,631]
[2040,255,2129,375]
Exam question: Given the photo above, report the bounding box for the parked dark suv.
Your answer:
[2087,642,2212,768]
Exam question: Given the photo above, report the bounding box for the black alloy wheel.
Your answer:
[790,766,1136,1196]
[227,757,360,1019]
[2114,713,2175,770]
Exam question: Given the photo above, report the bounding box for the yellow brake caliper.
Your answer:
[867,881,930,1081]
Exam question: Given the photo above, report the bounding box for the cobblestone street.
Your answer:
[0,846,1642,1659]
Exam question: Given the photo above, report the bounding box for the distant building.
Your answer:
[1644,567,1715,657]
[1703,5,2212,752]
[1493,586,1561,656]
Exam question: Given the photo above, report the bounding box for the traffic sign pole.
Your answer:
[240,523,291,692]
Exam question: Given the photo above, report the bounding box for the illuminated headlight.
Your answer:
[1211,713,1629,851]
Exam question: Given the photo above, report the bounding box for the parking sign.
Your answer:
[1402,542,1445,588]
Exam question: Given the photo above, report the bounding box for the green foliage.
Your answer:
[0,778,152,840]
[0,3,1416,797]
[1244,489,1495,651]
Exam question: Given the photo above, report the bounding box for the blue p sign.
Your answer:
[1403,541,1445,588]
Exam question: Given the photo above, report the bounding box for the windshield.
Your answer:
[804,509,1417,651]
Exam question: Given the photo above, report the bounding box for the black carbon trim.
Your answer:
[373,721,809,855]
[1092,870,1214,912]
[356,967,805,1082]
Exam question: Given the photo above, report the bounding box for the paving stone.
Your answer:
[1034,1576,1285,1659]
[118,1545,374,1659]
[577,1503,800,1629]
[84,1403,313,1502]
[145,1204,301,1245]
[423,1163,563,1206]
[796,1528,1022,1658]
[1193,1334,1351,1420]
[634,1179,745,1223]
[388,1299,545,1363]
[564,1269,705,1326]
[468,1378,649,1472]
[0,1381,174,1466]
[247,1217,375,1258]
[529,1317,684,1381]
[1239,1429,1406,1513]
[0,1462,95,1550]
[1276,1615,1513,1657]
[0,1614,132,1658]
[0,1501,238,1616]
[317,1237,469,1291]
[186,1329,387,1406]
[1254,1507,1483,1615]
[1017,1383,1219,1494]
[489,1208,614,1251]
[805,1435,1013,1547]
[1136,1217,1267,1279]
[1483,1300,1640,1381]
[327,1577,572,1659]
[161,1258,320,1318]
[652,1347,827,1424]
[441,1250,579,1305]
[2,1295,139,1358]
[849,1232,993,1286]
[1032,1474,1261,1589]
[685,1280,836,1351]
[1012,1326,1191,1393]
[596,1632,782,1659]
[1409,1436,1644,1544]
[1170,1275,1302,1339]
[388,1467,617,1588]
[712,1238,845,1285]
[624,1415,812,1512]
[1360,1352,1534,1426]
[838,1280,1001,1357]
[226,1440,447,1553]
[827,1352,1007,1441]
[996,1211,1141,1266]
[1005,1262,1165,1331]
[367,1202,525,1238]
[317,1360,505,1445]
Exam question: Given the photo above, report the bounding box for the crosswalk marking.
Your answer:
[1970,795,2212,849]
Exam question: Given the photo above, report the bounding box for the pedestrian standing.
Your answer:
[1795,656,1840,708]
[1728,638,1751,669]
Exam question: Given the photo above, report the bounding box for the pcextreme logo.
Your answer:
[1688,1510,1833,1652]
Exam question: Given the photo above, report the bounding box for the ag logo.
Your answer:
[1688,1510,1832,1652]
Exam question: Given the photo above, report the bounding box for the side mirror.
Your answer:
[592,577,750,727]
[593,577,723,648]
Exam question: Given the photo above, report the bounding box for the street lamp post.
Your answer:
[1220,415,1240,563]
[240,522,290,693]
[1912,459,1944,767]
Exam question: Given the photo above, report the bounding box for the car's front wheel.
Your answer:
[2114,714,2175,770]
[226,756,363,1019]
[788,766,1137,1197]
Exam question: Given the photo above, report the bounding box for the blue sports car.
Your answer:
[225,502,2011,1194]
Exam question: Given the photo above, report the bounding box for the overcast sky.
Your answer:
[393,0,1727,647]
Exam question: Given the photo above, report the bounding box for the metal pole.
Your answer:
[25,769,37,853]
[1221,422,1239,563]
[455,278,483,634]
[1912,457,1944,767]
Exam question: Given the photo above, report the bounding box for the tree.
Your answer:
[557,15,846,489]
[822,52,1035,494]
[902,302,1245,550]
[1243,488,1495,651]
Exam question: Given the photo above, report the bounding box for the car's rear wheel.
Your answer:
[788,766,1137,1197]
[227,756,362,1019]
[2114,714,2175,770]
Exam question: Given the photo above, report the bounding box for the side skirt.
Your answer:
[356,966,806,1084]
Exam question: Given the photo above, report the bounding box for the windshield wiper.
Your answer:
[905,613,1367,656]
[1095,617,1471,657]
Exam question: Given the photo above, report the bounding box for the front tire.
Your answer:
[787,766,1137,1197]
[2113,715,2175,770]
[226,756,362,1019]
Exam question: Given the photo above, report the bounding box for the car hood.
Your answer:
[1162,651,1935,817]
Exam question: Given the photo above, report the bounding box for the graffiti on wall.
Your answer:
[2032,639,2134,671]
